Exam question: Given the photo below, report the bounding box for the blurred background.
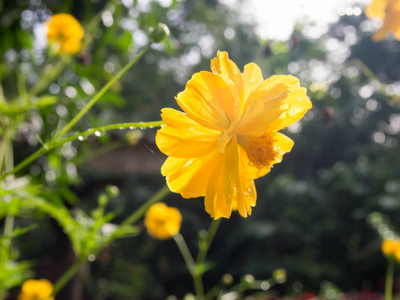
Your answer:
[1,0,400,299]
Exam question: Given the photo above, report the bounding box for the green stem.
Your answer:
[0,120,164,181]
[54,121,164,148]
[85,0,119,34]
[2,215,14,251]
[385,259,394,300]
[0,129,12,175]
[29,59,67,98]
[1,129,15,252]
[197,219,222,266]
[72,140,125,165]
[352,58,396,103]
[120,185,170,227]
[51,257,87,296]
[173,233,204,299]
[0,81,5,103]
[53,185,169,296]
[53,43,151,140]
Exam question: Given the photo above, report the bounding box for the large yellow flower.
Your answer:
[366,0,400,41]
[18,279,54,300]
[144,203,182,240]
[156,51,311,219]
[46,13,84,56]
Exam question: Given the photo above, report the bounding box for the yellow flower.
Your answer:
[46,13,84,56]
[144,203,182,240]
[18,279,54,300]
[366,0,400,41]
[156,51,311,219]
[382,239,400,259]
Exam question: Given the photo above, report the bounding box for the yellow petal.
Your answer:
[268,87,312,131]
[242,132,294,179]
[204,158,232,219]
[161,151,220,198]
[211,51,245,107]
[235,173,257,218]
[234,83,290,137]
[366,0,388,19]
[156,108,220,158]
[242,62,264,107]
[243,75,299,109]
[176,71,239,130]
[222,135,239,196]
[46,14,84,56]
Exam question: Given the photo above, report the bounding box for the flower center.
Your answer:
[241,132,283,169]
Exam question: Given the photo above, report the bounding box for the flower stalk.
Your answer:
[385,259,394,300]
[174,233,205,299]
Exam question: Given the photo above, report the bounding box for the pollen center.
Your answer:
[241,132,283,169]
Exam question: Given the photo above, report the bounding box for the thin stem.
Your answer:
[173,233,204,299]
[0,81,6,103]
[54,121,164,148]
[1,129,15,252]
[2,215,15,250]
[0,129,12,175]
[53,185,169,296]
[197,219,222,266]
[52,257,87,296]
[53,43,151,140]
[352,58,397,104]
[120,185,170,227]
[0,147,47,181]
[385,259,394,300]
[29,59,67,98]
[0,120,163,181]
[72,140,125,165]
[85,0,119,34]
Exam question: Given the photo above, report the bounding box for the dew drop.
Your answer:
[78,135,85,141]
[129,126,134,130]
[94,130,102,137]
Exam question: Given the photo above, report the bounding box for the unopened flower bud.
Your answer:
[149,23,170,43]
[222,273,233,286]
[273,268,287,284]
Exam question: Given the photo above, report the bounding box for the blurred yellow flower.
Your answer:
[144,203,182,240]
[382,238,400,259]
[366,0,400,41]
[156,51,311,219]
[18,279,54,300]
[46,13,84,55]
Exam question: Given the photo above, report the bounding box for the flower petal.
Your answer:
[243,132,294,179]
[268,87,312,131]
[365,0,388,19]
[242,62,264,106]
[234,82,290,137]
[235,173,257,218]
[204,158,232,219]
[156,108,221,158]
[204,135,239,219]
[211,51,245,106]
[243,75,299,108]
[176,71,239,130]
[161,151,220,198]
